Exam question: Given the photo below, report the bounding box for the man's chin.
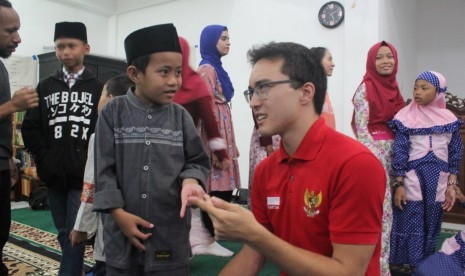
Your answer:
[0,51,12,59]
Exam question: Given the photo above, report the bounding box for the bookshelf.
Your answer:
[12,111,34,168]
[11,111,37,200]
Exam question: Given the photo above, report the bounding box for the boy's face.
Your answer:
[97,85,112,114]
[249,58,301,137]
[131,52,182,105]
[55,37,89,72]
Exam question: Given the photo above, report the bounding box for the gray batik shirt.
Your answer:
[93,90,210,272]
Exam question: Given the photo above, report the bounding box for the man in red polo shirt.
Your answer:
[190,42,385,276]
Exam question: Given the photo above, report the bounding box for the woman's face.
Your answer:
[413,79,437,106]
[216,30,230,57]
[321,50,335,77]
[375,46,395,76]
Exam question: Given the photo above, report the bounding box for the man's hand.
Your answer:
[69,230,87,247]
[10,86,39,111]
[189,194,261,242]
[180,178,205,218]
[111,208,153,251]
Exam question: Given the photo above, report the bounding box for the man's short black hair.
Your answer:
[0,0,12,8]
[247,42,327,114]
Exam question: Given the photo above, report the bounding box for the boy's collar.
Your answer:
[63,66,85,77]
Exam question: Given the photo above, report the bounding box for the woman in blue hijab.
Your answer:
[197,24,241,241]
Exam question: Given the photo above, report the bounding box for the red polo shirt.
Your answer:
[251,118,385,276]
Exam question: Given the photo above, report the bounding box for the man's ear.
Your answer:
[127,66,140,83]
[300,82,316,105]
[84,43,90,55]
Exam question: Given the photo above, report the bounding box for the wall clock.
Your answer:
[318,1,345,29]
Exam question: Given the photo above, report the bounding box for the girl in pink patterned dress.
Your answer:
[197,25,241,237]
[352,41,405,276]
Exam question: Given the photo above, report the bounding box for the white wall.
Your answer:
[7,0,381,187]
[416,0,465,98]
[11,0,109,56]
[113,0,365,186]
[9,0,465,188]
[379,0,418,99]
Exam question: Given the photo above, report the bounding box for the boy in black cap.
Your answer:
[93,23,210,275]
[22,21,103,276]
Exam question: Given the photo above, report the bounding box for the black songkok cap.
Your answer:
[54,22,87,43]
[124,23,182,65]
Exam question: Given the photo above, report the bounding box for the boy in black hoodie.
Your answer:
[21,21,102,276]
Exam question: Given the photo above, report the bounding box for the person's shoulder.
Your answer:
[354,82,366,94]
[169,102,192,119]
[81,69,102,84]
[198,64,215,74]
[325,130,376,159]
[101,94,127,113]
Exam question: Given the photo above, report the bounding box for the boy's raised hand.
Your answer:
[111,208,153,251]
[180,178,205,218]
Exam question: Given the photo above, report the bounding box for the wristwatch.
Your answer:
[391,179,404,190]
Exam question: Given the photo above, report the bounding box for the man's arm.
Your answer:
[219,244,266,276]
[0,86,38,121]
[191,196,376,276]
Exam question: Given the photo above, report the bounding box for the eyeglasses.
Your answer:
[243,79,299,103]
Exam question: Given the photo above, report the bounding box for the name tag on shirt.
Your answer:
[267,197,280,209]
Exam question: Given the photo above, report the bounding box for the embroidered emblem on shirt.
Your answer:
[303,189,322,217]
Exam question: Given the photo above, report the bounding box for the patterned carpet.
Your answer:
[3,237,59,275]
[3,207,459,276]
[4,220,94,276]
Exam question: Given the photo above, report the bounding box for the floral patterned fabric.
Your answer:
[321,92,336,130]
[353,83,393,276]
[248,127,280,189]
[198,64,240,192]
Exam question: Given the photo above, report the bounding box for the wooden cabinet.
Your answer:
[37,52,127,84]
[12,111,33,169]
[444,92,465,223]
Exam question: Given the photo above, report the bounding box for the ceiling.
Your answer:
[44,0,176,16]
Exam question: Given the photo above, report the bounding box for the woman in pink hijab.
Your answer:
[389,71,462,273]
